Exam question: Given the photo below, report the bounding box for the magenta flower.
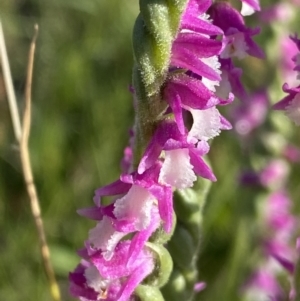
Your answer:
[70,242,155,301]
[166,0,234,142]
[216,58,246,100]
[138,119,217,188]
[70,260,109,301]
[208,2,264,60]
[279,36,300,87]
[164,73,232,135]
[273,84,300,125]
[180,0,223,36]
[70,165,170,301]
[206,1,264,103]
[166,0,235,139]
[172,0,224,89]
[90,242,155,301]
[171,33,223,82]
[93,163,173,234]
[274,35,300,125]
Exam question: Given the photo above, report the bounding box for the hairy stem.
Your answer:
[132,0,188,163]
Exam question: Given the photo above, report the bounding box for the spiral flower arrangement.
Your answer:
[68,0,300,300]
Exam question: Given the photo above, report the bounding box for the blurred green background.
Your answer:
[0,1,299,301]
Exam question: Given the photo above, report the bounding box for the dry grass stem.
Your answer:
[1,22,62,301]
[0,20,22,142]
[20,24,61,301]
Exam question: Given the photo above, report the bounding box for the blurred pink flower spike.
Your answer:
[242,269,283,301]
[232,91,269,136]
[283,144,300,163]
[260,3,293,23]
[194,281,207,293]
[259,159,289,189]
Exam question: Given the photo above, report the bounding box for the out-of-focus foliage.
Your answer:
[0,0,299,301]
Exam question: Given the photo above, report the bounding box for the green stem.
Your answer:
[132,0,188,163]
[162,178,212,301]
